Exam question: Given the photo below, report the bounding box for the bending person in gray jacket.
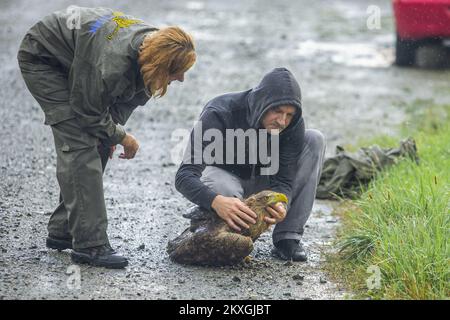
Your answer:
[17,6,196,268]
[175,68,326,262]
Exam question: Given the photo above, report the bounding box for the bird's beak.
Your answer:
[270,193,288,205]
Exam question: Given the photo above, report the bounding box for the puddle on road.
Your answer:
[185,1,205,11]
[268,37,395,69]
[295,40,395,68]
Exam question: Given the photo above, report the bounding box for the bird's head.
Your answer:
[242,190,289,240]
[253,190,288,207]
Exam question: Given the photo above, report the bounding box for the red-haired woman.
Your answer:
[17,7,196,268]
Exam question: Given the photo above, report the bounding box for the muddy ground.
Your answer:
[1,0,449,300]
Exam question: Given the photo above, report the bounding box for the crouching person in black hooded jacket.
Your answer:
[175,68,326,261]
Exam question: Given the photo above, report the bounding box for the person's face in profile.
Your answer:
[261,104,296,134]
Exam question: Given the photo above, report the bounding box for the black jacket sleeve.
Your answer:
[174,108,225,210]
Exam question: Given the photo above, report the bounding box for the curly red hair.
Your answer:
[138,26,196,98]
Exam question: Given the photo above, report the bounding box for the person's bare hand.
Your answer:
[264,202,287,225]
[211,195,257,232]
[119,133,139,159]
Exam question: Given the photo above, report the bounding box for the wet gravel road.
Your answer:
[1,0,449,299]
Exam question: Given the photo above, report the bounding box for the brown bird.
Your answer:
[167,190,288,266]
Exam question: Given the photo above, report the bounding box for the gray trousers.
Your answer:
[201,129,326,244]
[18,52,110,250]
[47,124,111,250]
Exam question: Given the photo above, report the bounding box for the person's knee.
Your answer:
[201,167,244,198]
[304,129,326,154]
[203,178,244,198]
[212,183,243,198]
[57,146,102,176]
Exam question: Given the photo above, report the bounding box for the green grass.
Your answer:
[328,103,450,299]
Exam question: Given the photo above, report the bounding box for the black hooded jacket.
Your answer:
[175,68,305,209]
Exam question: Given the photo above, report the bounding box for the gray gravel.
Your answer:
[1,0,449,300]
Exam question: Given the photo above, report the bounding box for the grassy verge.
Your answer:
[325,103,449,300]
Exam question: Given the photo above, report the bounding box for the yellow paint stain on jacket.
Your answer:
[106,11,143,40]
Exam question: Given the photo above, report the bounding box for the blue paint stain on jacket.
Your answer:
[89,14,113,34]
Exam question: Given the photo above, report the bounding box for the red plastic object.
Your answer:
[393,0,450,40]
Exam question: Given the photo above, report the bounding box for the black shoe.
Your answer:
[46,235,73,251]
[71,245,128,269]
[272,239,308,262]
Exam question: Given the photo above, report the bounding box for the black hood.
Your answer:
[247,67,302,130]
